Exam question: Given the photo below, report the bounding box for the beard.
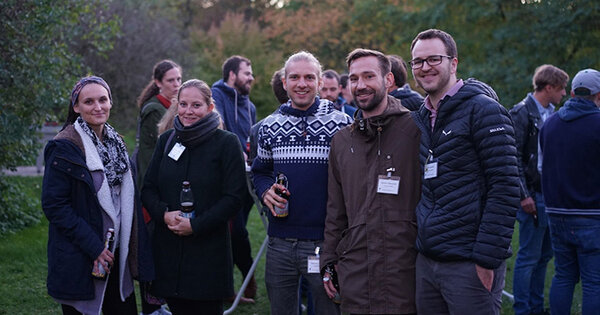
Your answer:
[354,86,386,113]
[234,77,252,95]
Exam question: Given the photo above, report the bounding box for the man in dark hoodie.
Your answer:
[211,55,257,300]
[387,54,424,111]
[410,29,520,314]
[321,48,421,314]
[540,68,600,314]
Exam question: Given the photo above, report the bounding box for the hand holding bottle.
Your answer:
[167,215,193,236]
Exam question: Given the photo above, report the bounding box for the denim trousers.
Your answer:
[265,237,340,315]
[513,192,553,315]
[547,214,600,315]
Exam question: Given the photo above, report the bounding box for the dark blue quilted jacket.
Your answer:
[411,79,520,269]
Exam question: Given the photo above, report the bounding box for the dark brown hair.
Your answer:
[346,48,390,77]
[136,59,181,108]
[410,29,458,58]
[222,55,251,82]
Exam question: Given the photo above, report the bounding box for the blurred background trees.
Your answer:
[2,0,599,170]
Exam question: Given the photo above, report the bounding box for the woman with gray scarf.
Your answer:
[142,79,247,314]
[42,76,154,314]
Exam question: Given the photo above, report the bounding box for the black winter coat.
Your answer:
[141,128,246,300]
[412,79,520,270]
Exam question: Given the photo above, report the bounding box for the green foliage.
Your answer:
[0,0,119,171]
[189,12,284,119]
[0,0,119,238]
[0,176,43,236]
[396,0,600,107]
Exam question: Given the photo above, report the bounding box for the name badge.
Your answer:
[168,142,186,161]
[424,161,438,179]
[377,175,400,195]
[307,256,320,273]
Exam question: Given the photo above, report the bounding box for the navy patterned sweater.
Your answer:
[252,97,352,240]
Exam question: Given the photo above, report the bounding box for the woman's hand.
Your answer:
[93,248,114,273]
[167,215,193,236]
[164,210,181,226]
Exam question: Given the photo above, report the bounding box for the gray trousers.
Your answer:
[416,253,506,315]
[265,237,340,315]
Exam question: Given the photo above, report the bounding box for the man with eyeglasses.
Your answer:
[409,28,520,314]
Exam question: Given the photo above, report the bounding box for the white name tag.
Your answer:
[377,175,400,195]
[307,256,320,273]
[424,161,438,179]
[168,142,186,161]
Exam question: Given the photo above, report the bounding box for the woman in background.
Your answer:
[142,79,246,314]
[42,76,153,315]
[134,59,182,190]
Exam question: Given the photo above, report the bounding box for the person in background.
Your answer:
[211,55,257,300]
[410,28,520,314]
[134,60,182,193]
[320,69,356,119]
[134,59,181,315]
[339,74,354,106]
[252,51,351,315]
[42,76,154,315]
[321,48,421,314]
[540,68,600,315]
[387,54,424,111]
[510,64,568,315]
[142,79,246,315]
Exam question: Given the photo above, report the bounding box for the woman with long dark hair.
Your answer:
[134,59,182,189]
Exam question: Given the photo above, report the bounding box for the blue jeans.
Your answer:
[265,237,340,315]
[548,214,600,315]
[513,192,553,315]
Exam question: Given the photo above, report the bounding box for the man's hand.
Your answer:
[475,264,494,292]
[167,215,193,236]
[520,196,537,215]
[322,271,338,299]
[262,183,290,216]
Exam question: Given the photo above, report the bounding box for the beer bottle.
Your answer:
[273,173,289,217]
[92,228,115,280]
[180,181,195,219]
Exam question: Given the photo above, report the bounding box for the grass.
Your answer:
[0,175,584,314]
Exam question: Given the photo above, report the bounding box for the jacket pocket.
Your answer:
[336,215,366,258]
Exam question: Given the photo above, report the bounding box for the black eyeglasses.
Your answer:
[409,55,453,69]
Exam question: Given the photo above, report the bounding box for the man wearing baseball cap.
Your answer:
[539,68,600,314]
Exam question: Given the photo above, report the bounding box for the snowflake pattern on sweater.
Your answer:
[252,98,352,239]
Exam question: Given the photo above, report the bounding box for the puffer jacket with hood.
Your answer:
[411,78,520,270]
[211,79,256,150]
[322,96,421,314]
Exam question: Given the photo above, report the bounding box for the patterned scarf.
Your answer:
[77,117,129,187]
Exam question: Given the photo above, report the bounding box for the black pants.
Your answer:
[166,297,222,315]
[61,251,137,314]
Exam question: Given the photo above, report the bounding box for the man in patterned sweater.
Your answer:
[252,51,351,315]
